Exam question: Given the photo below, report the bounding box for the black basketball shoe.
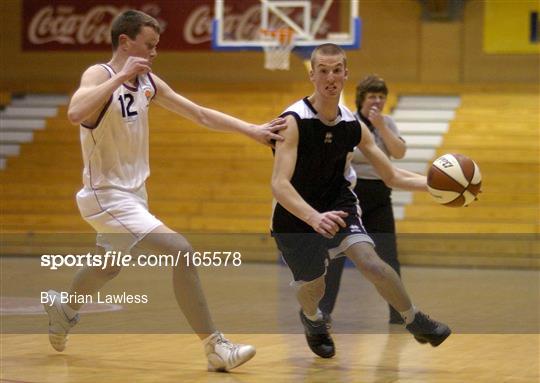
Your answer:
[299,310,335,358]
[322,311,333,329]
[389,307,405,325]
[406,311,451,347]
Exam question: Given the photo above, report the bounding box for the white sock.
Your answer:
[400,305,417,325]
[304,308,323,322]
[61,303,78,320]
[202,331,220,346]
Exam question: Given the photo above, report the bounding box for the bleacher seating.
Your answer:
[396,92,539,267]
[0,84,538,267]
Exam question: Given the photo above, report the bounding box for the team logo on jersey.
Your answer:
[324,132,333,144]
[143,86,153,102]
[349,225,362,233]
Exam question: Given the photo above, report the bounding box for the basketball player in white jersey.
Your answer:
[43,10,286,372]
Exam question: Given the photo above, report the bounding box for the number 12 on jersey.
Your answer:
[118,94,138,118]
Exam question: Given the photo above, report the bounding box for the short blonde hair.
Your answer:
[310,43,347,69]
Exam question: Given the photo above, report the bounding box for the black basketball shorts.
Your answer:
[273,214,374,284]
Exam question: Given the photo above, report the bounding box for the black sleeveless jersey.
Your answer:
[272,97,363,233]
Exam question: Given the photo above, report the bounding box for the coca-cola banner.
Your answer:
[22,0,340,51]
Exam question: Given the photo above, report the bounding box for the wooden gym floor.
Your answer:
[1,258,538,382]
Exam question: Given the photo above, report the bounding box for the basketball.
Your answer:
[427,154,482,207]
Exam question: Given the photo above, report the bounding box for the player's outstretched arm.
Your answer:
[151,74,285,147]
[358,122,426,191]
[394,167,427,189]
[67,57,151,125]
[271,116,347,238]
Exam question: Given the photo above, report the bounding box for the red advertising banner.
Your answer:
[22,0,339,51]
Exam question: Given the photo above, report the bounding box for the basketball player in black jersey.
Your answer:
[271,44,450,358]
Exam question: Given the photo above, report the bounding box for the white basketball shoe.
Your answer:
[204,332,256,372]
[43,289,79,352]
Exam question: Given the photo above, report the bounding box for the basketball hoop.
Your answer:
[259,28,295,71]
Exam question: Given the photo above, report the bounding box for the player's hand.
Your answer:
[118,56,151,80]
[251,118,287,148]
[368,106,385,129]
[307,211,348,239]
[475,189,483,201]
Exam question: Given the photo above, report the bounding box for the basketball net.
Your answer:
[259,28,295,71]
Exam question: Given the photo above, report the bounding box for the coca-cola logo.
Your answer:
[23,1,336,50]
[184,4,331,46]
[27,4,167,45]
[183,5,212,44]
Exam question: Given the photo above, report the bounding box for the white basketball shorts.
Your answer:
[76,186,163,251]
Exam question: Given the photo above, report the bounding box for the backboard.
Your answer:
[212,0,361,51]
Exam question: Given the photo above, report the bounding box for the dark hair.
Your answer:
[355,75,388,110]
[110,10,161,50]
[310,43,347,69]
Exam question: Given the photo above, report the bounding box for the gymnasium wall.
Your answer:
[463,1,539,82]
[0,0,538,93]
